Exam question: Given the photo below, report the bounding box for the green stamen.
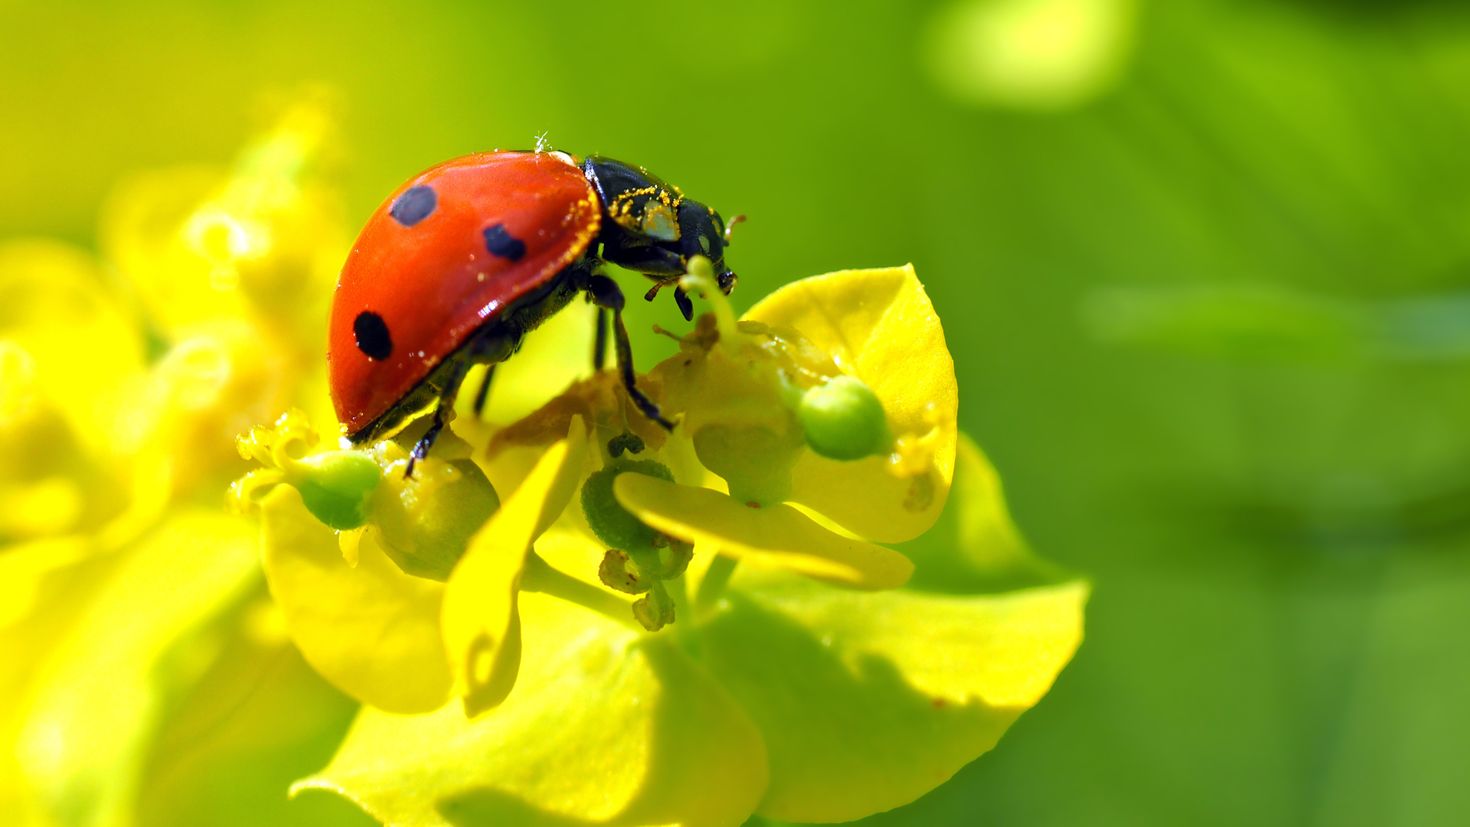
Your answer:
[679,255,740,344]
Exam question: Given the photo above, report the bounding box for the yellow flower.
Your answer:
[2,96,1086,827]
[1,100,368,827]
[239,412,579,714]
[0,241,143,548]
[249,261,1088,825]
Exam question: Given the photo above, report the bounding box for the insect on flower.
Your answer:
[328,149,743,472]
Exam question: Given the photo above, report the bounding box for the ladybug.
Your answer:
[328,149,739,472]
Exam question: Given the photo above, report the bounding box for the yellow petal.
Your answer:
[260,486,451,713]
[100,102,346,351]
[614,474,913,590]
[744,264,958,543]
[101,166,253,336]
[442,419,587,715]
[10,511,257,827]
[0,537,95,628]
[130,605,371,827]
[703,574,1089,822]
[127,322,297,495]
[0,240,145,442]
[900,432,1067,591]
[533,526,626,589]
[0,541,108,826]
[297,591,769,827]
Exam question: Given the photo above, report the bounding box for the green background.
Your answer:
[6,0,1470,823]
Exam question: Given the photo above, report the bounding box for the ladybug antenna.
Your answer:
[723,214,747,246]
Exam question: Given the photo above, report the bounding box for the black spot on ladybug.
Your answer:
[390,185,436,227]
[353,311,394,360]
[483,224,527,261]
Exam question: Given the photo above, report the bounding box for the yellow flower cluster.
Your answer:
[1,101,356,827]
[242,258,1087,823]
[3,105,1087,827]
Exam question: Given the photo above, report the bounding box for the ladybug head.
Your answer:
[583,155,737,295]
[677,199,736,296]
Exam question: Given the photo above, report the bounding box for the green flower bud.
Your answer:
[580,459,674,554]
[798,375,891,461]
[374,458,500,581]
[291,451,381,530]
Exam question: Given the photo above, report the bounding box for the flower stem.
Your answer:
[695,553,739,614]
[665,573,704,657]
[679,257,740,344]
[521,552,641,630]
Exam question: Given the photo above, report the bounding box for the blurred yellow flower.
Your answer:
[924,0,1137,110]
[0,99,368,827]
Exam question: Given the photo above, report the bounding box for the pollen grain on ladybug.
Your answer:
[327,150,738,474]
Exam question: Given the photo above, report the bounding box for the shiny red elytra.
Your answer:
[327,149,737,472]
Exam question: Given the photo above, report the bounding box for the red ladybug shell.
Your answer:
[328,151,601,438]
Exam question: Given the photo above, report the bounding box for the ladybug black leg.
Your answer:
[586,274,674,430]
[470,364,497,419]
[673,286,694,321]
[405,412,447,479]
[405,360,471,478]
[612,312,674,430]
[593,307,609,370]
